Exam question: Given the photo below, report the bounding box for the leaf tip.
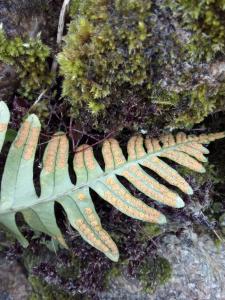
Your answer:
[203,157,208,163]
[175,197,185,208]
[204,149,210,154]
[200,167,206,173]
[187,187,194,195]
[107,251,119,262]
[158,214,167,224]
[27,114,41,127]
[17,235,29,248]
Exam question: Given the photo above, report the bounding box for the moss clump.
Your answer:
[170,0,225,62]
[173,85,216,127]
[0,26,52,99]
[58,0,153,114]
[139,256,172,294]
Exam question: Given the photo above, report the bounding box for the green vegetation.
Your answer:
[154,84,225,128]
[173,84,224,127]
[170,0,225,62]
[58,0,153,114]
[58,0,225,130]
[172,84,222,127]
[29,276,74,300]
[139,256,172,293]
[139,223,163,241]
[0,26,52,99]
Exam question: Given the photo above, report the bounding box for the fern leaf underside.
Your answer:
[0,101,224,261]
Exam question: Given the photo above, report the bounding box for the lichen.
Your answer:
[0,26,52,100]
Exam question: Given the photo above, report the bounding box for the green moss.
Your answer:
[169,0,225,62]
[29,99,51,122]
[155,83,225,128]
[0,26,52,100]
[69,0,82,16]
[173,84,224,127]
[59,0,225,131]
[28,275,75,300]
[58,0,153,115]
[151,88,180,108]
[138,224,163,241]
[104,264,123,289]
[139,256,172,294]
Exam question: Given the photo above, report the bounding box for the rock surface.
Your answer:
[98,231,225,300]
[0,260,31,300]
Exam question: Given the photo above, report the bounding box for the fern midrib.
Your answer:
[0,140,208,216]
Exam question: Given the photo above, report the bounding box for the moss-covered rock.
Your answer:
[0,0,63,103]
[58,0,189,132]
[58,0,154,112]
[170,0,225,62]
[57,0,225,132]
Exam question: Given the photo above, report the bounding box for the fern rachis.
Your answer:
[0,101,224,261]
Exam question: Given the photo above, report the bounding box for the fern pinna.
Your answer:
[0,101,224,261]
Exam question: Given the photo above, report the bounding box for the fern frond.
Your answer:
[0,101,224,261]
